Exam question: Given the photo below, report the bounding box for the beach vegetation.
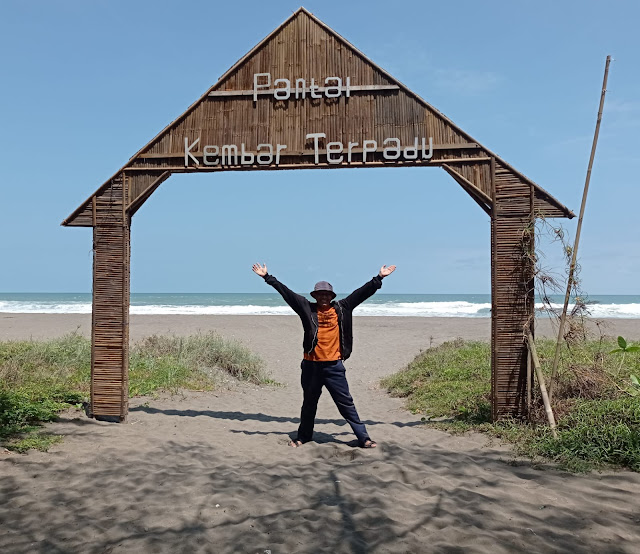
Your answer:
[128,333,269,395]
[0,332,269,451]
[381,338,492,423]
[7,432,64,453]
[609,336,640,396]
[382,336,640,472]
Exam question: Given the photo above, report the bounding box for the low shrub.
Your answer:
[1,332,268,450]
[382,337,640,471]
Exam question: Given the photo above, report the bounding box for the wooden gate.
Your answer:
[63,8,574,421]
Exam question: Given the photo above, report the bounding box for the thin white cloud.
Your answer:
[602,98,640,129]
[434,68,503,95]
[606,99,640,113]
[541,133,594,153]
[372,39,502,97]
[605,116,640,130]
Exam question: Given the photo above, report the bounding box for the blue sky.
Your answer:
[0,0,638,294]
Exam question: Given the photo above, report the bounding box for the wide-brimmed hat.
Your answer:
[310,281,336,299]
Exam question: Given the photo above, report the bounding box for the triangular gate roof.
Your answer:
[63,7,574,226]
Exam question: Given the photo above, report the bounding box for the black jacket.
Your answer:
[263,274,384,360]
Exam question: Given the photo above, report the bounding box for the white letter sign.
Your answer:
[221,144,238,165]
[203,145,219,166]
[326,141,344,164]
[362,140,377,163]
[256,144,273,165]
[274,78,290,100]
[253,73,271,101]
[324,77,342,98]
[422,137,433,159]
[383,138,400,160]
[241,144,254,165]
[306,132,326,165]
[184,137,200,166]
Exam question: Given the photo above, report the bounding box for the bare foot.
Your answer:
[289,439,303,448]
[362,440,377,448]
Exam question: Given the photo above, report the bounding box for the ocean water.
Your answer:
[0,293,639,318]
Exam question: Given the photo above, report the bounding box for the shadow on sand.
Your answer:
[2,410,639,553]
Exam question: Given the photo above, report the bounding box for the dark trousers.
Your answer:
[296,359,370,446]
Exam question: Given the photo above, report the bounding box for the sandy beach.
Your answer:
[2,314,640,553]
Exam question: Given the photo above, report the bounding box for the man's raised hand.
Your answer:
[379,265,396,278]
[252,263,268,277]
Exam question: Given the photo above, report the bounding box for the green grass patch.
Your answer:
[381,339,492,423]
[128,333,268,395]
[5,433,64,453]
[382,336,640,472]
[1,331,269,451]
[536,397,640,471]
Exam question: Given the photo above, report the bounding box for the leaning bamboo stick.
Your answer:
[549,55,612,400]
[527,333,558,439]
[527,348,532,415]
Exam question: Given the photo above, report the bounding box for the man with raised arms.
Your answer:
[252,263,397,448]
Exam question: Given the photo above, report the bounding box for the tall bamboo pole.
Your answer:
[548,55,612,400]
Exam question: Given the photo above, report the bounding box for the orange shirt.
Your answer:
[304,306,341,361]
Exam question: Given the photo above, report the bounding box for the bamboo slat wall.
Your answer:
[90,175,130,420]
[491,161,536,419]
[62,7,573,421]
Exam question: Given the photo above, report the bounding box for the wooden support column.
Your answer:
[490,159,535,420]
[90,174,130,421]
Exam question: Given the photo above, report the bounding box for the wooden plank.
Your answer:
[136,143,482,159]
[126,171,171,215]
[208,84,400,97]
[442,163,492,216]
[124,157,493,172]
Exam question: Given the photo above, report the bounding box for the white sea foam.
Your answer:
[0,300,491,317]
[131,304,294,316]
[1,300,638,318]
[355,301,492,317]
[0,301,93,314]
[540,302,640,319]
